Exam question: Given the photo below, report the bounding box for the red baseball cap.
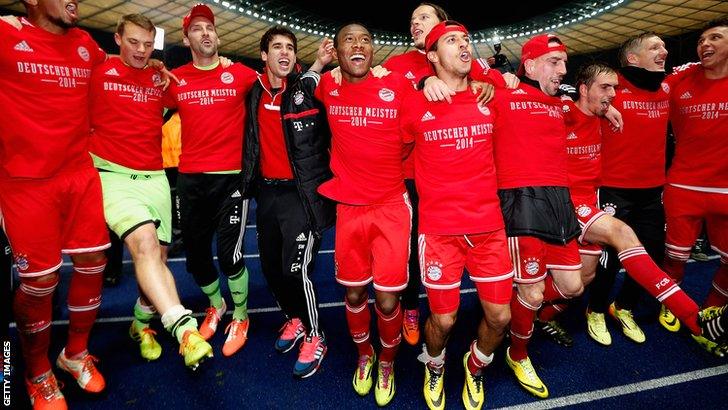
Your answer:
[517,34,567,75]
[182,3,215,35]
[425,20,469,53]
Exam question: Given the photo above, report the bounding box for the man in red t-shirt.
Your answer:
[588,32,672,344]
[662,18,728,355]
[380,2,515,348]
[0,1,110,408]
[378,1,449,349]
[536,62,727,354]
[401,21,513,410]
[163,4,258,357]
[314,23,411,407]
[492,34,583,399]
[89,14,212,370]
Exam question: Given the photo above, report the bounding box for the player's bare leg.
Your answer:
[126,223,211,368]
[586,214,727,352]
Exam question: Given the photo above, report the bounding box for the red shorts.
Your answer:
[572,191,606,256]
[508,236,582,284]
[664,185,728,261]
[420,230,513,313]
[0,166,110,277]
[334,192,411,291]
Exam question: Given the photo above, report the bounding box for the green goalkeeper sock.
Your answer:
[132,298,155,333]
[228,268,249,321]
[201,279,224,310]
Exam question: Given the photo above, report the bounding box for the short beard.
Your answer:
[196,45,217,59]
[49,14,76,29]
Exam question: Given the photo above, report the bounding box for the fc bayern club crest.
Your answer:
[576,205,592,218]
[293,90,304,105]
[77,46,90,62]
[478,104,490,116]
[602,202,617,216]
[379,88,395,102]
[220,72,234,84]
[425,261,443,281]
[524,257,540,275]
[152,72,162,86]
[15,253,29,271]
[661,82,670,94]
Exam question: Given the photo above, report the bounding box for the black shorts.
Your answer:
[177,173,249,281]
[498,186,580,244]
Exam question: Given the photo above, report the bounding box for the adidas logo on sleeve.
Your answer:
[420,111,436,122]
[13,41,33,52]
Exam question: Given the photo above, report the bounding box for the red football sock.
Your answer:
[662,252,687,283]
[345,299,373,357]
[15,279,57,378]
[509,289,538,361]
[704,263,728,308]
[466,341,492,375]
[376,302,402,363]
[542,276,568,303]
[619,247,700,334]
[538,302,567,322]
[66,259,105,357]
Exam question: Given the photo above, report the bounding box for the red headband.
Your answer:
[425,21,469,52]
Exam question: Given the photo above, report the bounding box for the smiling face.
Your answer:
[698,25,728,70]
[262,34,297,80]
[410,5,441,50]
[428,31,472,79]
[334,24,373,82]
[581,72,618,116]
[183,16,219,60]
[527,50,568,96]
[115,23,154,69]
[628,35,667,72]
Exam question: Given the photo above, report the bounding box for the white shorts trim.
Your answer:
[669,183,728,194]
[469,270,514,283]
[513,274,547,284]
[336,277,373,287]
[373,282,408,292]
[62,243,111,254]
[579,211,608,243]
[18,261,63,278]
[579,249,603,256]
[546,263,583,271]
[423,281,462,290]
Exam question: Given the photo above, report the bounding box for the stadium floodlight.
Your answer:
[154,26,165,51]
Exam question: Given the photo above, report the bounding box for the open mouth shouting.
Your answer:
[700,48,715,63]
[65,1,79,20]
[350,53,367,65]
[278,57,291,70]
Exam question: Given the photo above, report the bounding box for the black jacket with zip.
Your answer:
[242,67,335,236]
